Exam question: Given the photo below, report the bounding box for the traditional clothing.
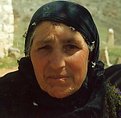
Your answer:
[0,57,121,118]
[0,1,120,118]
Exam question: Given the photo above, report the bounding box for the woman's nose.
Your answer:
[48,50,65,69]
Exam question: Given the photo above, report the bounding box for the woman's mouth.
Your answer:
[47,75,69,80]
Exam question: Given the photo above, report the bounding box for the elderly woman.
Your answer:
[0,1,120,118]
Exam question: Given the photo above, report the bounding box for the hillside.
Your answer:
[12,0,121,52]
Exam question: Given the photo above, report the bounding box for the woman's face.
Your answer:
[30,21,89,98]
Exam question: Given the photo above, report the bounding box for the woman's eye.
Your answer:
[64,44,80,53]
[38,45,52,51]
[65,44,78,50]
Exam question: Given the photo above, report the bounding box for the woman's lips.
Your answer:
[46,75,70,86]
[46,75,69,80]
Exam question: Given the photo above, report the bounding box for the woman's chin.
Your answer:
[49,92,68,98]
[47,87,76,99]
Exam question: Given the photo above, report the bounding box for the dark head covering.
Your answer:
[25,1,99,62]
[24,1,104,89]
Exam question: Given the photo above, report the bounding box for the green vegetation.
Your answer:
[108,46,121,64]
[0,57,18,69]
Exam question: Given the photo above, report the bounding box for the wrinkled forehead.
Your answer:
[35,21,68,32]
[34,21,78,35]
[32,21,85,43]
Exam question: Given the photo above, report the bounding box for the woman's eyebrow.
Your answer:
[35,37,55,46]
[34,37,82,46]
[62,38,81,44]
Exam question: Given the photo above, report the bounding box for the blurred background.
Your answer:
[0,0,121,76]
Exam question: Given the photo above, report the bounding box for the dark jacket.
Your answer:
[0,59,121,118]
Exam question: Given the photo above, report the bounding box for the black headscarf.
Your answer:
[24,0,104,90]
[25,1,99,61]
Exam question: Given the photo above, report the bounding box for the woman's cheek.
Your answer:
[31,53,47,77]
[68,52,88,84]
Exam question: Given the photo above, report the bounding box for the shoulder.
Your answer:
[0,71,19,110]
[102,64,121,118]
[0,70,35,114]
[0,71,19,90]
[0,71,21,100]
[105,64,121,75]
[104,64,121,90]
[0,70,30,101]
